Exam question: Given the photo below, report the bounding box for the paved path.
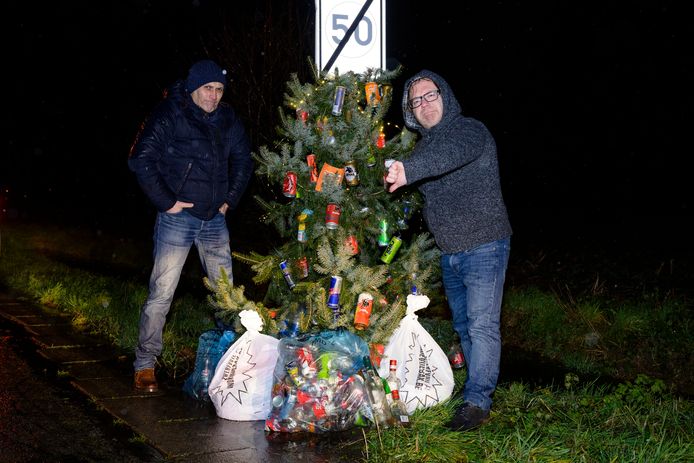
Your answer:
[0,293,364,462]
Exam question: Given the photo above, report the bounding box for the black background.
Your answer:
[4,0,691,253]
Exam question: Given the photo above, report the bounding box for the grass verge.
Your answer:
[1,221,692,461]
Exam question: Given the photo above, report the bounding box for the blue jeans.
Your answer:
[441,237,510,411]
[134,211,233,371]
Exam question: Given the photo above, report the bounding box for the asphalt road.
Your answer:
[0,316,163,463]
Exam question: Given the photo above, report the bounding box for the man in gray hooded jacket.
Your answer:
[386,70,512,431]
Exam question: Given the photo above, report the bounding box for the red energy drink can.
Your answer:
[325,203,341,229]
[283,171,297,197]
[327,275,342,309]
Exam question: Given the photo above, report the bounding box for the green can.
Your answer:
[380,235,402,264]
[378,219,389,247]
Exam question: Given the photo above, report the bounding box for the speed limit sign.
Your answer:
[315,0,386,75]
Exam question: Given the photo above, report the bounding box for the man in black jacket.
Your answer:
[128,59,253,393]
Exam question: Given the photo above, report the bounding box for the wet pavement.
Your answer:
[0,293,365,462]
[0,317,161,462]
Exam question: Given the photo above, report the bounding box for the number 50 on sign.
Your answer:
[315,0,386,75]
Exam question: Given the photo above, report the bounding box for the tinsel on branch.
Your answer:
[211,60,441,344]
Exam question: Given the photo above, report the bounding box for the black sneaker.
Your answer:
[448,402,490,432]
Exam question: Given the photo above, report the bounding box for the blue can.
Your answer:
[279,260,296,290]
[327,275,342,309]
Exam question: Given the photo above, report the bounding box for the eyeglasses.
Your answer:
[408,89,440,109]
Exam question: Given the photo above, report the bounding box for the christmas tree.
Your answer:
[208,63,441,347]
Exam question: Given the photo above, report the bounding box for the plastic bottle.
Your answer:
[199,356,212,400]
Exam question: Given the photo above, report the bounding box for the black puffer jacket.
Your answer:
[128,80,253,220]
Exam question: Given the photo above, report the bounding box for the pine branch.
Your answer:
[253,145,282,178]
[346,264,389,295]
[370,295,407,345]
[306,283,332,328]
[204,268,278,335]
[232,251,278,285]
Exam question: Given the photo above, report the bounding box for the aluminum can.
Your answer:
[331,86,346,116]
[344,160,359,186]
[380,235,402,264]
[354,292,374,330]
[306,154,318,183]
[280,393,298,421]
[448,344,465,369]
[279,260,296,289]
[383,159,395,190]
[410,272,419,295]
[398,199,412,229]
[327,275,342,309]
[345,234,359,255]
[282,171,297,197]
[298,256,309,279]
[377,132,386,149]
[297,222,307,242]
[325,203,341,229]
[370,343,385,368]
[365,81,381,106]
[377,219,389,247]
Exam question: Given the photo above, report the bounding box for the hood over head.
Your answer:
[401,69,462,133]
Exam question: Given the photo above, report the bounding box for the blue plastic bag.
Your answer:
[183,329,236,401]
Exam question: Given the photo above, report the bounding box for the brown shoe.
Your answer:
[134,368,159,393]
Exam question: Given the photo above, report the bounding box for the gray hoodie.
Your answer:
[401,70,512,253]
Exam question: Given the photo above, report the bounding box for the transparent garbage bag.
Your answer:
[264,328,375,433]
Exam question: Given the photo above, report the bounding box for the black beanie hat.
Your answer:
[185,59,227,93]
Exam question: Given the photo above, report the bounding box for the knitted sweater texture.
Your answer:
[401,70,512,253]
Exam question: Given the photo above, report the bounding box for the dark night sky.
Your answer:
[4,0,692,252]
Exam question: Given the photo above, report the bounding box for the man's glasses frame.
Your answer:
[408,89,441,109]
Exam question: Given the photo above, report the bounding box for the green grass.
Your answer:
[360,371,693,462]
[1,222,692,462]
[0,223,215,376]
